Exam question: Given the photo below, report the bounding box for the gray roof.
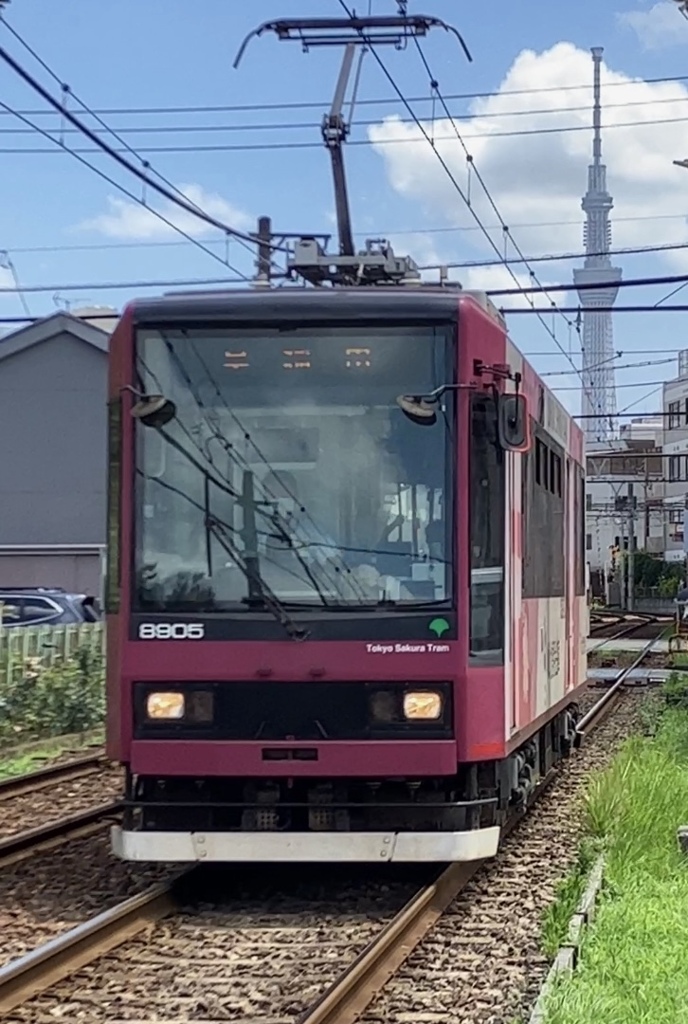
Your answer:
[0,312,109,362]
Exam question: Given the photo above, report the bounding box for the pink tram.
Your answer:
[105,286,587,863]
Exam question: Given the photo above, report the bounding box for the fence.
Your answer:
[0,622,104,683]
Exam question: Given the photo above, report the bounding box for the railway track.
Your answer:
[0,802,123,870]
[0,753,106,802]
[0,752,123,865]
[588,612,670,652]
[0,643,662,1023]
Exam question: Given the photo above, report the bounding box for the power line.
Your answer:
[2,234,685,266]
[409,33,593,413]
[541,357,676,376]
[502,305,688,313]
[2,111,688,155]
[488,271,688,297]
[0,271,683,302]
[0,274,248,294]
[0,17,263,276]
[0,72,685,116]
[335,0,592,412]
[0,36,283,256]
[422,239,688,269]
[525,347,685,356]
[0,98,251,281]
[555,378,674,391]
[0,95,685,137]
[0,306,686,327]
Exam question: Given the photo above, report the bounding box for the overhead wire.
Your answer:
[333,2,596,414]
[0,17,288,282]
[0,28,284,261]
[0,97,251,281]
[1,234,686,267]
[0,250,30,316]
[541,356,676,377]
[3,112,688,153]
[411,35,581,336]
[3,303,688,324]
[1,72,686,116]
[0,268,685,299]
[0,95,686,136]
[488,271,688,296]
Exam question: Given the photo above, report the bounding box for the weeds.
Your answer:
[543,705,688,1023]
[0,645,105,745]
[540,839,598,958]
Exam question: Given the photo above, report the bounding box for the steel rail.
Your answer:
[296,768,559,1024]
[587,620,662,654]
[577,633,661,739]
[0,801,123,868]
[588,614,669,653]
[0,870,193,1014]
[0,753,107,802]
[296,860,480,1024]
[0,663,647,1018]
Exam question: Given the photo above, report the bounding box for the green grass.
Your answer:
[540,840,599,959]
[0,644,105,744]
[0,728,104,780]
[543,688,688,1023]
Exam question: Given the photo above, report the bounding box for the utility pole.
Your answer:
[255,216,272,286]
[249,216,332,287]
[627,483,635,611]
[619,515,627,610]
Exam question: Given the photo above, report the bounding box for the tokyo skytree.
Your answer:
[573,47,622,446]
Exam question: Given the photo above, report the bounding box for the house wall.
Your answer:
[0,332,107,560]
[0,548,104,596]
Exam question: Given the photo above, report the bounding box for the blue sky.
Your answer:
[1,0,687,418]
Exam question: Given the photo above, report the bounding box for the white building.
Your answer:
[586,417,664,573]
[662,350,688,562]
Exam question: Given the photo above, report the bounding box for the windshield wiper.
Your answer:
[205,515,309,641]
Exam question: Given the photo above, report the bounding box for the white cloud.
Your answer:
[618,2,688,50]
[367,42,688,277]
[78,183,252,240]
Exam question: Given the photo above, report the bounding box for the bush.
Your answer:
[0,645,105,744]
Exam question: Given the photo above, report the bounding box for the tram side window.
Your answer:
[469,394,505,662]
[522,428,565,598]
[575,468,585,596]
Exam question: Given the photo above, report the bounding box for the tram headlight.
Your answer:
[146,691,185,720]
[403,691,443,720]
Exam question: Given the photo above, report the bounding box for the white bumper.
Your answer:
[111,825,500,863]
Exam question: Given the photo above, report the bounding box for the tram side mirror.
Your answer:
[497,393,531,452]
[126,389,177,429]
[396,394,438,426]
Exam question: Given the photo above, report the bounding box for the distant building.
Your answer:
[0,310,116,595]
[586,417,664,573]
[662,349,688,562]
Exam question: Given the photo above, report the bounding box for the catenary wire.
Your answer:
[541,357,676,376]
[0,16,267,271]
[0,73,686,116]
[1,230,688,268]
[411,35,578,338]
[0,95,686,135]
[0,99,251,280]
[2,235,686,267]
[0,39,286,256]
[1,114,687,153]
[487,271,688,296]
[335,0,595,413]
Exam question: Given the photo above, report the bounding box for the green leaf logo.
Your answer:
[428,617,450,638]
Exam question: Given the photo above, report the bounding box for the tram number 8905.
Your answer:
[137,623,206,640]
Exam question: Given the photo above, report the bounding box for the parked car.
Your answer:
[0,588,101,628]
